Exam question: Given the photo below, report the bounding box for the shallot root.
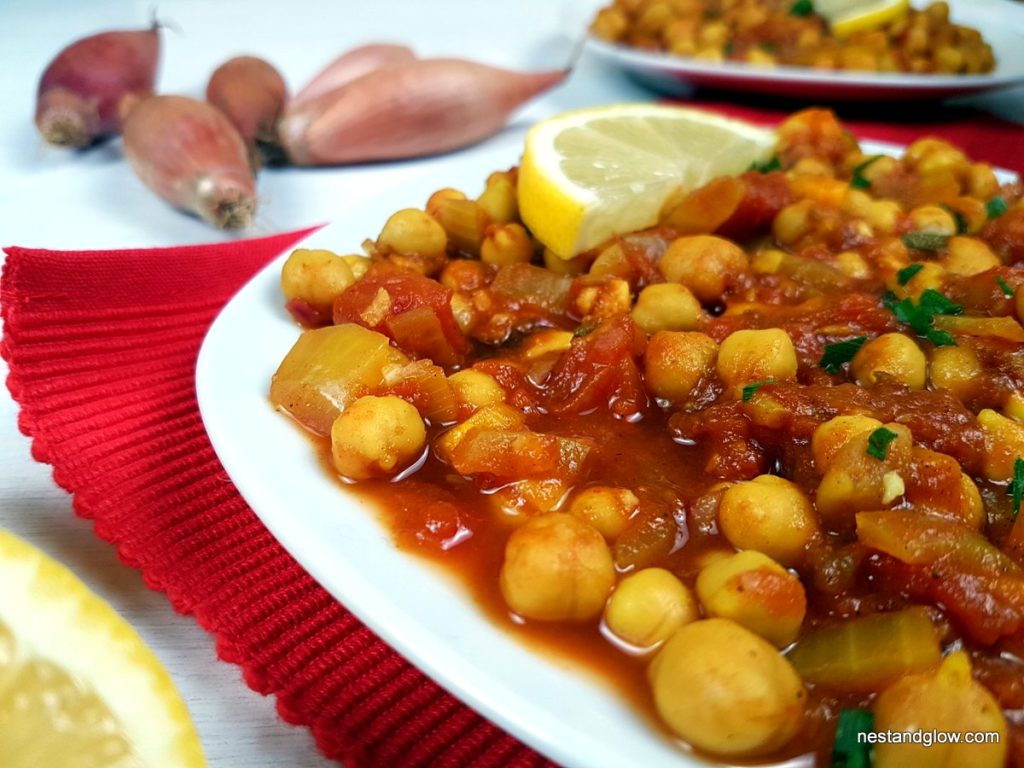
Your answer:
[122,95,257,229]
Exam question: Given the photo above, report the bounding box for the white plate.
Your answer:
[586,0,1024,101]
[196,138,1012,768]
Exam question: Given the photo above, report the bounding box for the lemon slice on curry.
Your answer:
[0,529,206,768]
[815,0,910,37]
[518,103,775,260]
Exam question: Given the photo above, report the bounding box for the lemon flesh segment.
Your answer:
[0,530,205,768]
[519,105,776,260]
[818,0,910,37]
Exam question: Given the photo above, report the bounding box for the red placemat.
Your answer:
[1,105,1022,768]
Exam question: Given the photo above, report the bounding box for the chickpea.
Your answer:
[863,200,903,235]
[892,261,944,300]
[967,163,1000,200]
[644,331,718,403]
[280,248,357,317]
[425,188,467,219]
[447,369,505,411]
[1005,393,1024,423]
[648,619,806,757]
[377,208,448,257]
[978,408,1024,482]
[874,652,1007,768]
[851,333,927,390]
[631,283,702,333]
[772,199,814,245]
[695,550,806,647]
[568,486,639,539]
[342,254,370,280]
[816,423,912,530]
[499,513,615,622]
[605,568,699,648]
[480,223,534,266]
[941,236,999,276]
[331,395,426,480]
[718,475,818,567]
[906,138,968,177]
[717,328,798,389]
[835,251,872,280]
[930,344,981,400]
[659,235,748,303]
[908,205,958,236]
[812,415,884,473]
[476,172,518,224]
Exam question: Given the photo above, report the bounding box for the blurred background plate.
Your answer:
[585,0,1024,101]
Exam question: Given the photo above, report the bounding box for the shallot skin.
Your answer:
[289,43,416,108]
[122,95,257,229]
[206,55,287,165]
[36,26,160,148]
[280,58,567,165]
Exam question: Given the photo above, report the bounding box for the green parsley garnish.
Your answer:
[866,427,898,461]
[850,155,883,190]
[830,709,875,768]
[987,196,1008,219]
[997,276,1015,298]
[1009,458,1024,521]
[572,325,594,338]
[789,0,814,16]
[896,263,924,286]
[887,288,962,347]
[749,156,782,173]
[819,337,868,374]
[901,232,950,252]
[742,380,773,402]
[952,210,968,234]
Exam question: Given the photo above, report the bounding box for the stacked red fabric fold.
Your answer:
[2,104,1022,767]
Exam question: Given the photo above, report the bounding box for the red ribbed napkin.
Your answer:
[2,105,1022,768]
[1,229,552,768]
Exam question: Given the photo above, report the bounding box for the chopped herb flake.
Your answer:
[987,196,1008,219]
[866,427,898,461]
[897,263,924,286]
[789,0,814,16]
[572,325,594,338]
[830,708,875,768]
[749,156,782,173]
[850,155,883,189]
[820,337,868,374]
[927,328,957,347]
[902,232,950,252]
[997,276,1015,298]
[887,288,962,346]
[723,40,734,55]
[1010,458,1024,520]
[742,380,773,402]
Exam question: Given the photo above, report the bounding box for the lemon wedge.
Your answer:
[815,0,910,37]
[518,103,776,259]
[0,529,206,768]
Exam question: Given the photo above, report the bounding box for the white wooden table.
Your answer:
[1,0,1022,765]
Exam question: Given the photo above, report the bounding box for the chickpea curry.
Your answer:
[590,0,996,75]
[270,108,1024,766]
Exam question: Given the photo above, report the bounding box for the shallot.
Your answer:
[290,43,415,108]
[279,58,568,165]
[35,25,160,148]
[122,95,257,229]
[206,55,287,167]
